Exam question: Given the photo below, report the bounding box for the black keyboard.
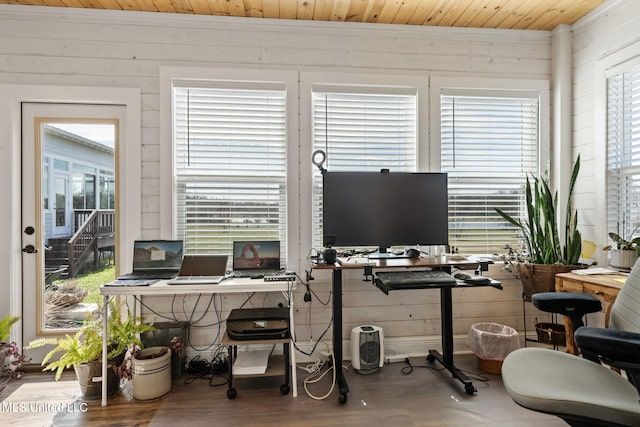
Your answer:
[376,270,456,288]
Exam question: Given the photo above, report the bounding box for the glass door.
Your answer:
[22,103,123,362]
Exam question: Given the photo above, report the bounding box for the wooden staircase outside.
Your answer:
[45,210,115,280]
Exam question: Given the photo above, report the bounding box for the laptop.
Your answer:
[117,240,183,280]
[167,254,228,285]
[231,240,282,278]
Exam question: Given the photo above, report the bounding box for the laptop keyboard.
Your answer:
[172,276,224,282]
[233,270,280,278]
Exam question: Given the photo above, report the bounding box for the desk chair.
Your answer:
[502,259,640,427]
[532,291,602,352]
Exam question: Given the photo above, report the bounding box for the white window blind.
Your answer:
[173,84,287,259]
[607,67,640,242]
[311,89,417,249]
[441,92,539,255]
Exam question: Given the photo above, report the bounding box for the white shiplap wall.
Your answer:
[572,0,640,259]
[0,4,555,360]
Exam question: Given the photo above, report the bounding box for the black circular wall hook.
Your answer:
[312,149,327,174]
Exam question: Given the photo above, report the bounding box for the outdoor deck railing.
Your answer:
[67,210,114,277]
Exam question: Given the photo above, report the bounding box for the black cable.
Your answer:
[293,314,333,357]
[399,357,490,383]
[400,357,446,375]
[133,295,178,322]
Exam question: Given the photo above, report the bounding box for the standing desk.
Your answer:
[312,256,501,403]
[99,277,296,406]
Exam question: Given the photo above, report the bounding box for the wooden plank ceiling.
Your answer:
[0,0,607,31]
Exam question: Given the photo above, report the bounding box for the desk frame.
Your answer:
[315,256,500,403]
[99,278,296,406]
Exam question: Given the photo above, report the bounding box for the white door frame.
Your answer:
[0,84,141,349]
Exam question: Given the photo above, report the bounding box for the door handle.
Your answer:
[22,244,38,254]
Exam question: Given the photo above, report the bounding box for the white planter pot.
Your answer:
[609,250,638,270]
[132,346,171,401]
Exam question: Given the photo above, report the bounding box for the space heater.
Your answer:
[351,325,384,374]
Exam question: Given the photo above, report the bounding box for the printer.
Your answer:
[226,307,289,340]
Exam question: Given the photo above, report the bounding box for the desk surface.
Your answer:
[555,271,627,290]
[100,277,295,296]
[312,254,481,270]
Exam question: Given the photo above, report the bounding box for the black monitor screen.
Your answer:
[322,171,448,250]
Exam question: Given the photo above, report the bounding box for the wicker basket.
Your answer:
[535,319,566,346]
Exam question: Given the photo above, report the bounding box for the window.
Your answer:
[72,167,96,210]
[607,66,640,241]
[441,90,539,255]
[43,157,49,210]
[100,170,115,209]
[173,82,288,258]
[311,87,417,249]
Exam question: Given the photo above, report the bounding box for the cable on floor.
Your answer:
[302,349,336,401]
[399,357,490,383]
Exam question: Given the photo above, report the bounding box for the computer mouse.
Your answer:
[454,272,472,281]
[405,248,421,258]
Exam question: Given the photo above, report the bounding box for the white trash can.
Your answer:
[467,322,520,374]
[132,346,172,400]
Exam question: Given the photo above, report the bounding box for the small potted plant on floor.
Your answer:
[27,301,154,400]
[0,316,20,373]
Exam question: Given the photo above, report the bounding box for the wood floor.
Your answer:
[1,354,567,427]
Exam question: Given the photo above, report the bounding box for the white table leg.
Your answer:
[101,295,108,407]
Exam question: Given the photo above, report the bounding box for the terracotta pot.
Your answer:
[517,263,580,301]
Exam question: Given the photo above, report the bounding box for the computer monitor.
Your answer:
[322,171,448,255]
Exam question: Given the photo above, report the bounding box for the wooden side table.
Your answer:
[555,272,626,354]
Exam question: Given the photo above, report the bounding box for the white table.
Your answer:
[99,277,297,406]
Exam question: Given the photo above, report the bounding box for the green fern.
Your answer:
[27,301,155,381]
[0,315,20,343]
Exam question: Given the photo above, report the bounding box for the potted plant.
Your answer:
[495,155,583,299]
[0,316,20,373]
[603,225,640,270]
[27,301,154,400]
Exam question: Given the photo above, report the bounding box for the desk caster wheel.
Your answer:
[339,393,347,404]
[465,384,476,395]
[227,388,237,399]
[426,354,436,363]
[280,384,290,395]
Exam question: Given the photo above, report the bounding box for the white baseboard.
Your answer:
[293,334,474,364]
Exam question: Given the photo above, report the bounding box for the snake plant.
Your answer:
[495,155,582,265]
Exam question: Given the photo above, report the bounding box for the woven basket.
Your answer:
[518,263,579,301]
[535,319,566,346]
[476,357,503,374]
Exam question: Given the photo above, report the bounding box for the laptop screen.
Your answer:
[232,241,281,271]
[132,240,184,272]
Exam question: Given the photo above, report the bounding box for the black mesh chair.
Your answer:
[502,259,640,427]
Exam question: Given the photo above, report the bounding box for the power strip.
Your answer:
[384,354,409,364]
[264,274,296,282]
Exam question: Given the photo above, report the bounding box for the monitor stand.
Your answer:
[367,247,407,259]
